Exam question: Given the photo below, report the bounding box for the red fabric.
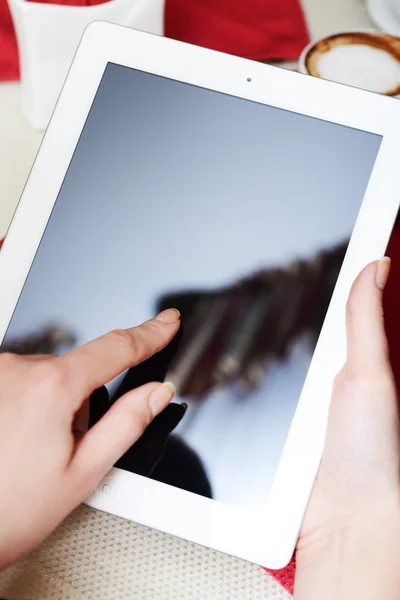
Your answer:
[266,556,296,594]
[0,0,108,82]
[0,0,18,81]
[165,0,309,62]
[0,0,309,82]
[384,216,400,391]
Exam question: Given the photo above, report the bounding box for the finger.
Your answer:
[58,309,180,403]
[69,381,176,486]
[346,258,391,372]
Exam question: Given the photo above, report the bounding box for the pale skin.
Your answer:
[295,257,400,599]
[0,260,399,600]
[0,307,181,569]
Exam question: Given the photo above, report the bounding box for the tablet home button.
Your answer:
[102,483,112,494]
[93,478,115,499]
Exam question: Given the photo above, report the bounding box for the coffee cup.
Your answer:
[299,30,400,96]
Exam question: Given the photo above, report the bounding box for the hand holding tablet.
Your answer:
[295,259,400,600]
[0,23,400,568]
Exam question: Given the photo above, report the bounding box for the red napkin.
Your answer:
[0,0,18,81]
[0,0,309,81]
[0,0,109,81]
[164,0,309,62]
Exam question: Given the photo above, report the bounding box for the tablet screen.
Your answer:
[1,63,382,512]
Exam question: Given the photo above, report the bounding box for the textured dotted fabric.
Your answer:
[0,505,292,599]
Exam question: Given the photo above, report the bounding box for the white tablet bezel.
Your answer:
[1,22,400,569]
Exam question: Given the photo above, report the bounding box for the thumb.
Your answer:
[69,381,176,492]
[345,257,391,373]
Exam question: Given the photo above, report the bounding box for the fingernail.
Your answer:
[155,308,180,323]
[149,381,176,415]
[376,257,391,290]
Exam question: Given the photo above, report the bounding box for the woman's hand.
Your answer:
[295,259,400,599]
[0,309,180,569]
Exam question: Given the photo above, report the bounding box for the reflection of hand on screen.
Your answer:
[90,386,213,498]
[90,387,188,477]
[153,241,348,400]
[0,325,76,355]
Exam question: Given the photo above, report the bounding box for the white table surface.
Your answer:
[0,0,375,240]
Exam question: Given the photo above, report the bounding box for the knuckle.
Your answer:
[32,359,70,392]
[109,329,140,355]
[333,365,390,399]
[333,367,360,396]
[142,319,162,334]
[140,321,167,348]
[125,401,153,439]
[0,352,19,373]
[126,410,150,440]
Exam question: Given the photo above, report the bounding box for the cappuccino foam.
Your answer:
[317,44,400,94]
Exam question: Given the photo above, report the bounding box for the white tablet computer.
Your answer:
[0,22,399,569]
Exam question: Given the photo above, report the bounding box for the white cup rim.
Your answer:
[298,28,386,75]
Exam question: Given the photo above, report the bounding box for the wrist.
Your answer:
[294,505,400,600]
